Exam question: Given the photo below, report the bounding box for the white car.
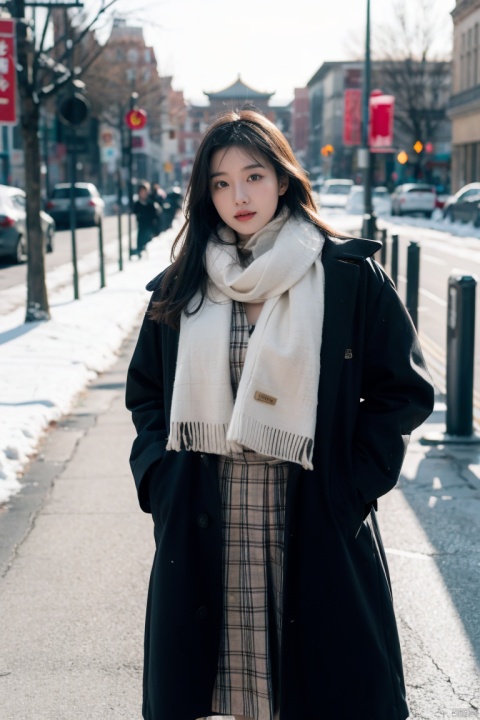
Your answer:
[391,183,436,218]
[0,185,55,262]
[345,185,392,216]
[318,179,354,208]
[45,182,105,228]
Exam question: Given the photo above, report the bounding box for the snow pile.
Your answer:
[323,207,480,241]
[0,223,177,505]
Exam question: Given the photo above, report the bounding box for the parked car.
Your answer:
[433,184,450,210]
[390,183,436,218]
[0,184,55,263]
[345,185,392,216]
[317,178,354,208]
[442,182,480,226]
[45,182,105,227]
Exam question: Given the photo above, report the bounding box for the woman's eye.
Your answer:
[213,180,228,189]
[248,174,262,182]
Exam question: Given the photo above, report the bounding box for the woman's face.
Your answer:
[209,146,288,242]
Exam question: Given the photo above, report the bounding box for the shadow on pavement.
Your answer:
[398,396,480,665]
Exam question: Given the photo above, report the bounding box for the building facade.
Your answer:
[179,77,292,187]
[449,0,480,191]
[291,88,310,167]
[307,59,452,189]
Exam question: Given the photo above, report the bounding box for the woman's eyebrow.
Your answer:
[210,162,265,179]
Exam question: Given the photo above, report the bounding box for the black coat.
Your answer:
[125,234,434,720]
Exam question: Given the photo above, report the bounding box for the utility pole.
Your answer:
[361,0,377,240]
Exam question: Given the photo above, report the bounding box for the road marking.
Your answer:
[423,254,446,266]
[396,275,446,306]
[420,288,447,307]
[385,547,434,561]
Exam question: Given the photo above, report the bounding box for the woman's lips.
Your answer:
[235,212,256,221]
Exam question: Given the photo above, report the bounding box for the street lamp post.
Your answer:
[362,0,377,240]
[127,91,138,258]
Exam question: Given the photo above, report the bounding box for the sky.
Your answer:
[114,0,456,104]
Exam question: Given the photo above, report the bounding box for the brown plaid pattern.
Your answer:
[210,301,288,720]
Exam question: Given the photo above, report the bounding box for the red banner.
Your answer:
[0,19,16,126]
[343,89,362,146]
[369,94,395,152]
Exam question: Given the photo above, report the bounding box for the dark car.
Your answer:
[443,183,480,226]
[0,185,55,263]
[45,182,105,228]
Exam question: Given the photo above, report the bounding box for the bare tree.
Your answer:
[343,0,452,179]
[371,0,452,178]
[7,0,119,322]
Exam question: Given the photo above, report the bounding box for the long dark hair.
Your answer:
[151,108,342,328]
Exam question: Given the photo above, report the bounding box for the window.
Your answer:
[475,25,479,86]
[127,48,139,63]
[11,193,25,209]
[467,28,473,88]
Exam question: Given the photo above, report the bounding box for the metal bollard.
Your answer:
[391,234,399,287]
[446,274,477,436]
[362,214,377,240]
[406,241,420,329]
[380,228,387,267]
[98,219,105,289]
[117,208,123,272]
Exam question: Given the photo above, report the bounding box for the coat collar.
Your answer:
[323,233,381,261]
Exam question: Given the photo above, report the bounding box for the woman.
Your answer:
[126,109,434,720]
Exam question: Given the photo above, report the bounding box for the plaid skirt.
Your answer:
[210,302,289,720]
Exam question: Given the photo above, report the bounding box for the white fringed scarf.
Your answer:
[166,210,325,469]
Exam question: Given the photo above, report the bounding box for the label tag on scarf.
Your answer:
[254,391,277,406]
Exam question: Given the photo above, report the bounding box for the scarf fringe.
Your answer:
[227,414,314,470]
[167,418,314,469]
[167,421,230,454]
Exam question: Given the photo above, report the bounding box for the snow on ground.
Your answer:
[321,207,480,243]
[0,221,177,505]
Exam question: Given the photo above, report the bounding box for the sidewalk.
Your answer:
[0,330,151,719]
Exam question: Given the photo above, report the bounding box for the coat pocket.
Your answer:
[148,451,174,521]
[335,473,367,539]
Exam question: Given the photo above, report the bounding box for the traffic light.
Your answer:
[321,144,334,157]
[58,93,90,126]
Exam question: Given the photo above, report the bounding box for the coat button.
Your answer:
[197,512,210,529]
[196,605,208,620]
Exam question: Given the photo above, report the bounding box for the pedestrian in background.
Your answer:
[150,182,166,233]
[126,109,434,720]
[132,182,161,257]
